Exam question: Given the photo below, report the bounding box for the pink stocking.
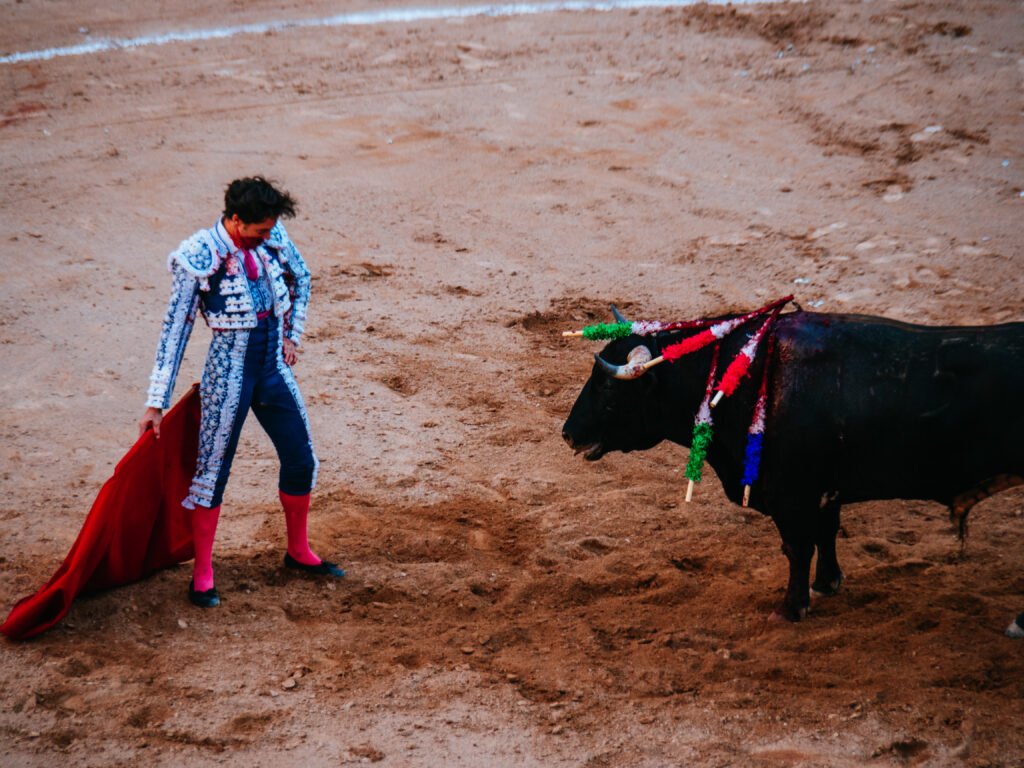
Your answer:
[192,504,220,591]
[280,491,321,566]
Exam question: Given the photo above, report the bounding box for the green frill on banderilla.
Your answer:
[581,322,632,340]
[685,421,714,483]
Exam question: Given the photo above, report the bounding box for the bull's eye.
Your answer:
[594,378,621,415]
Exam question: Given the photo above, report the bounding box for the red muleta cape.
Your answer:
[1,386,200,640]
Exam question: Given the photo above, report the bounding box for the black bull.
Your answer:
[562,309,1024,622]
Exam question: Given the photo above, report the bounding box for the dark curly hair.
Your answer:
[223,177,297,223]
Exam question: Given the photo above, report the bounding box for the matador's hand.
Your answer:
[139,407,163,439]
[283,337,298,366]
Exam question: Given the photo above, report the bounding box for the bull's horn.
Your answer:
[610,304,629,324]
[594,344,653,380]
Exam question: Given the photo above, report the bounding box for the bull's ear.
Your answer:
[637,365,659,394]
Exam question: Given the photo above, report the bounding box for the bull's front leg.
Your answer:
[771,513,814,621]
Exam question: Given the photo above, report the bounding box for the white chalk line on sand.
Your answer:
[1,0,795,65]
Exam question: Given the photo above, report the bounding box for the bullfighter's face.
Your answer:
[229,215,277,246]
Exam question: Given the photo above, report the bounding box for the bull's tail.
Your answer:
[949,474,1024,549]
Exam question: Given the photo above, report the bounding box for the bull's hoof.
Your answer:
[810,572,844,598]
[1006,619,1024,639]
[769,605,808,623]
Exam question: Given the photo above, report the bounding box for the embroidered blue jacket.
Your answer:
[146,219,311,409]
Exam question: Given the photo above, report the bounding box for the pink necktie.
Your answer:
[243,250,259,281]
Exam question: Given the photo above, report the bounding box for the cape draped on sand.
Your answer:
[1,386,200,640]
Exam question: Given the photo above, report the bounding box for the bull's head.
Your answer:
[562,307,669,460]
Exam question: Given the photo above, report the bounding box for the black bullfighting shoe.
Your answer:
[188,580,220,608]
[283,553,346,578]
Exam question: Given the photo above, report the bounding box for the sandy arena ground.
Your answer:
[1,0,1022,765]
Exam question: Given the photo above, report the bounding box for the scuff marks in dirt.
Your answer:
[670,2,834,47]
[1,100,47,128]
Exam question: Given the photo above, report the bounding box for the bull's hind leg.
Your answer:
[811,500,844,597]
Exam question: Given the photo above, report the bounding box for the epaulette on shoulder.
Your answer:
[265,222,306,276]
[263,221,290,251]
[167,228,226,278]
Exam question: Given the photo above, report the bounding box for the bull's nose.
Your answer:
[562,430,574,447]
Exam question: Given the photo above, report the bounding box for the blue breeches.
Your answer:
[195,315,316,508]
